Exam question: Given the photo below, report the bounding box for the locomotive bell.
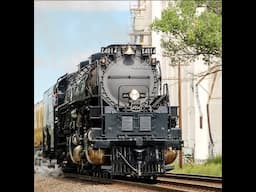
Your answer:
[124,45,135,55]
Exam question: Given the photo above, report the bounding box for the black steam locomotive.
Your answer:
[42,44,183,180]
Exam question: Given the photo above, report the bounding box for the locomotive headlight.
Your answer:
[129,89,140,101]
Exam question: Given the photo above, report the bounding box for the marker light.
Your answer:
[100,57,106,65]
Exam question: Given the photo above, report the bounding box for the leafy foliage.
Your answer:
[151,0,222,65]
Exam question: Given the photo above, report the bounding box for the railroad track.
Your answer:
[157,173,222,191]
[63,172,222,192]
[164,173,222,182]
[63,173,179,191]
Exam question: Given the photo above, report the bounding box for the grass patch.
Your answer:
[205,155,222,164]
[171,155,222,176]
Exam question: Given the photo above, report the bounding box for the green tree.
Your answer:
[151,0,222,65]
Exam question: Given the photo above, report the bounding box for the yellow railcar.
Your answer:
[34,101,44,147]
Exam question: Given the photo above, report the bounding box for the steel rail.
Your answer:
[164,173,222,183]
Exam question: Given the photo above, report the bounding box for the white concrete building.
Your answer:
[129,0,222,162]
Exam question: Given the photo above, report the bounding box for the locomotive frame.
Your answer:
[42,44,183,180]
